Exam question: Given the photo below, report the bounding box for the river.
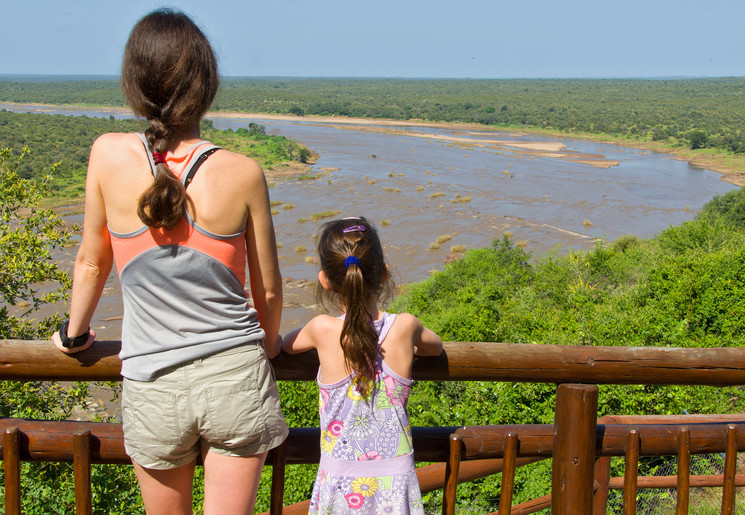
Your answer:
[3,104,737,339]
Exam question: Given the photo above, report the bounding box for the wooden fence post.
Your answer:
[592,456,611,514]
[442,433,462,515]
[676,427,690,515]
[623,429,640,515]
[4,426,21,515]
[722,424,738,515]
[269,439,287,515]
[498,432,518,514]
[73,430,92,515]
[552,383,598,514]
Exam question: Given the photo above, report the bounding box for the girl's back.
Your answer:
[311,312,424,514]
[282,217,442,514]
[310,311,428,384]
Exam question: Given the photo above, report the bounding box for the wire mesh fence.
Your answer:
[604,453,744,514]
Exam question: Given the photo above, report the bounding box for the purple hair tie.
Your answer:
[343,225,366,233]
[345,256,360,268]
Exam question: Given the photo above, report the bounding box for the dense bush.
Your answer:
[390,188,745,511]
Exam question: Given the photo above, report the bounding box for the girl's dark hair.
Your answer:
[317,217,393,395]
[121,9,219,229]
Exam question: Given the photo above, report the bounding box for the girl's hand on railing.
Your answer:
[51,329,96,354]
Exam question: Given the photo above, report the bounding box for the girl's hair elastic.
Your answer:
[342,225,366,233]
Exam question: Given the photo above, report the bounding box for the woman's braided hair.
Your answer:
[121,9,219,229]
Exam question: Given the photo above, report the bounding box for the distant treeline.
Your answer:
[0,110,310,197]
[1,77,745,153]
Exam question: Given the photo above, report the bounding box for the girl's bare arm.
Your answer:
[413,318,444,356]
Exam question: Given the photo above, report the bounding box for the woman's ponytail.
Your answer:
[121,9,219,230]
[136,120,187,229]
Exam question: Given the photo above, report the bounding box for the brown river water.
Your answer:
[6,105,737,341]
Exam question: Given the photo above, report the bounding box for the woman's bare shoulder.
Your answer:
[89,133,145,164]
[205,148,265,189]
[91,132,142,150]
[212,148,262,172]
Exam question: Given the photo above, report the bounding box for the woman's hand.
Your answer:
[51,329,96,354]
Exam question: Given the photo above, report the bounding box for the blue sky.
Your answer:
[3,0,744,78]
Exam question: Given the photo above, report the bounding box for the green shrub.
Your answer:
[699,186,745,229]
[392,218,745,511]
[0,147,144,513]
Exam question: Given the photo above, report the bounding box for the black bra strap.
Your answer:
[184,147,220,189]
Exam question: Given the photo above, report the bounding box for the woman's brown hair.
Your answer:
[317,217,393,396]
[121,9,219,229]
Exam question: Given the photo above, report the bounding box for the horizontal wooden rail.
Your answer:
[4,416,744,512]
[0,418,457,465]
[454,422,745,460]
[4,340,745,385]
[608,474,745,489]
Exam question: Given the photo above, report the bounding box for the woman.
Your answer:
[51,9,287,514]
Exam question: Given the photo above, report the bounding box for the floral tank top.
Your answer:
[309,312,425,514]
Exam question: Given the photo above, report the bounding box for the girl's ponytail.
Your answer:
[316,218,393,397]
[340,250,378,396]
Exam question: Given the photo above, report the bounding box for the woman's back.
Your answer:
[55,10,286,514]
[93,131,265,238]
[98,133,273,381]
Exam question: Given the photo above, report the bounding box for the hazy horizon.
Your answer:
[1,74,743,82]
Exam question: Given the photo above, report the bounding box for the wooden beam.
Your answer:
[622,430,640,515]
[454,421,745,459]
[5,340,745,385]
[442,434,463,515]
[607,474,745,489]
[3,427,21,515]
[73,430,92,515]
[722,424,738,515]
[0,420,457,465]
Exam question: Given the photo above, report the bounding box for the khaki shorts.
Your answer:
[122,344,288,470]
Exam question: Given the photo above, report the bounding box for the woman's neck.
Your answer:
[167,125,203,153]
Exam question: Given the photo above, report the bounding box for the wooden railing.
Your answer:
[2,339,745,514]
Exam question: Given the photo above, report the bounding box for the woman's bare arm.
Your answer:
[243,158,283,358]
[53,136,114,353]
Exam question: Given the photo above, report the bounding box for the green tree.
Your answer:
[688,129,709,149]
[0,146,71,339]
[0,147,144,513]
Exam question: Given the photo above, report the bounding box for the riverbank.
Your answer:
[216,111,745,186]
[5,101,744,186]
[23,102,736,344]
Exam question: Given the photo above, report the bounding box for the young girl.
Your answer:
[283,217,443,514]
